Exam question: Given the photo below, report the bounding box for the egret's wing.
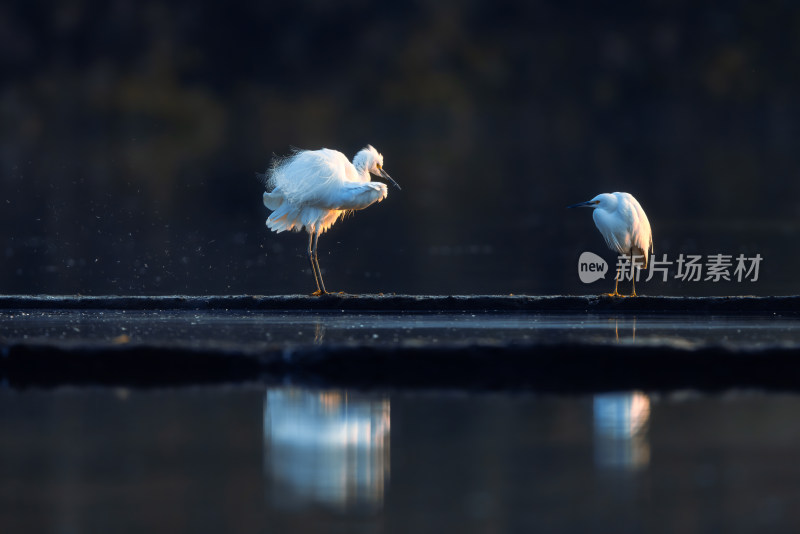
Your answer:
[267,148,352,207]
[592,208,626,255]
[629,195,653,263]
[614,192,653,266]
[326,181,388,210]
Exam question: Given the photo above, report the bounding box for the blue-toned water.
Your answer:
[4,311,800,531]
[2,386,800,533]
[2,310,800,350]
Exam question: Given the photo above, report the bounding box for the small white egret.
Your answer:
[260,145,400,295]
[568,192,653,297]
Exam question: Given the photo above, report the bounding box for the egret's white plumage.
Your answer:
[260,145,399,295]
[569,192,653,297]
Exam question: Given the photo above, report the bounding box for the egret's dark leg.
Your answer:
[630,253,638,297]
[312,231,327,295]
[307,232,323,295]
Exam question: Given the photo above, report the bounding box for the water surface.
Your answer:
[2,386,800,533]
[3,310,800,350]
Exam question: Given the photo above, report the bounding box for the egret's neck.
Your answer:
[351,154,370,181]
[353,161,369,177]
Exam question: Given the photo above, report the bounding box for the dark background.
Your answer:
[1,0,798,296]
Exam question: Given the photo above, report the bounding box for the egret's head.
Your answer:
[355,145,401,190]
[567,193,616,211]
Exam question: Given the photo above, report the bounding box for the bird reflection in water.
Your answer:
[611,316,637,342]
[313,321,325,344]
[263,388,390,512]
[593,391,651,470]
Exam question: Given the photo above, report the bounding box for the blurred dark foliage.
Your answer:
[1,0,799,295]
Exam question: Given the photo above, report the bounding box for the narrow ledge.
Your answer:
[1,294,798,314]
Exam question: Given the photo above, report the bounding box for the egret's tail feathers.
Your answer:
[266,203,344,235]
[264,185,343,234]
[631,246,649,269]
[263,189,285,211]
[265,199,297,233]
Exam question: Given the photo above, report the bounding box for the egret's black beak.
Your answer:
[378,168,401,190]
[567,200,597,209]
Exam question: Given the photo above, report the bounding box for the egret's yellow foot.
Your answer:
[311,290,328,297]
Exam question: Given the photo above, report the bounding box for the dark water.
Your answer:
[4,3,800,298]
[3,386,800,533]
[4,312,800,531]
[3,310,800,351]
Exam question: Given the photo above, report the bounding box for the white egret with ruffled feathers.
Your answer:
[260,145,400,295]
